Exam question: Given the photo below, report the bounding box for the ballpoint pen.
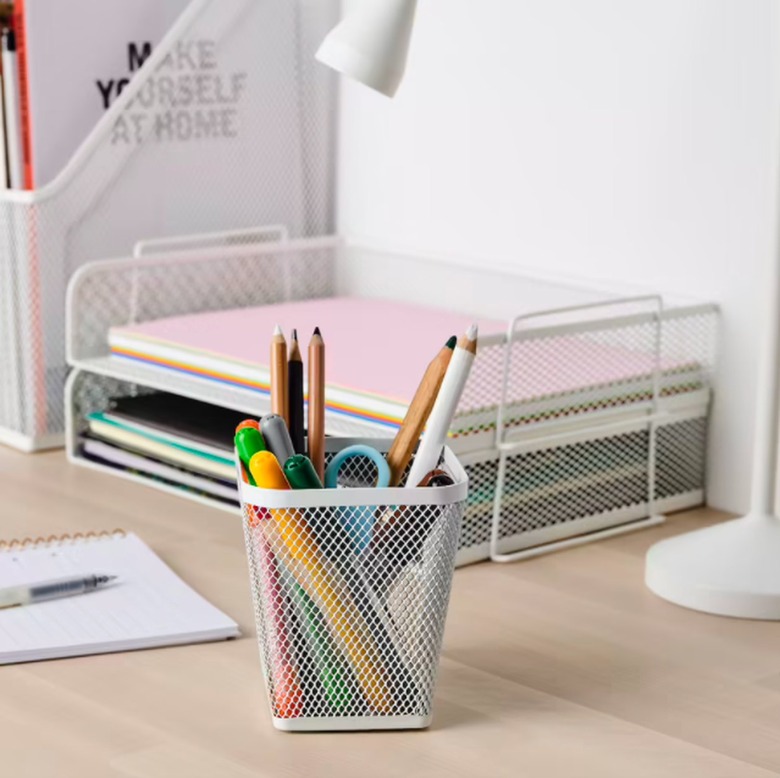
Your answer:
[0,573,117,609]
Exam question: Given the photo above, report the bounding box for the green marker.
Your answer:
[234,427,266,485]
[288,581,353,709]
[282,454,354,708]
[283,454,323,490]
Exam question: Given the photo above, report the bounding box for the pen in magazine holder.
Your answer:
[248,451,394,714]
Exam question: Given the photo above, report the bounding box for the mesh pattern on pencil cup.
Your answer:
[239,450,465,730]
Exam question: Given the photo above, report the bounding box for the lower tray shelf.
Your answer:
[66,368,710,566]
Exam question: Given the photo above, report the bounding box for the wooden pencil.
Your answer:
[271,324,288,425]
[308,327,325,480]
[287,329,305,454]
[386,336,457,486]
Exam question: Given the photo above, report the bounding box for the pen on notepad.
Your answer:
[0,574,117,609]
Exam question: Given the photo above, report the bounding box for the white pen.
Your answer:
[406,323,478,488]
[0,574,117,609]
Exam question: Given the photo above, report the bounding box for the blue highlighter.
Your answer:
[324,445,390,552]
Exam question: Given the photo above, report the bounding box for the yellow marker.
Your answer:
[248,451,392,713]
[249,450,290,489]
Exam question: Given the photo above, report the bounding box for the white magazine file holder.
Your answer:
[0,0,338,450]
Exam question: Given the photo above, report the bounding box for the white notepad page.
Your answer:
[0,533,239,664]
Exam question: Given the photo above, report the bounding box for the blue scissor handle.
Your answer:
[324,445,390,552]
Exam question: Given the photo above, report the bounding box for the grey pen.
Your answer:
[260,413,296,464]
[0,574,117,609]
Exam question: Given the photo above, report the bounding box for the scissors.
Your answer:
[324,445,390,552]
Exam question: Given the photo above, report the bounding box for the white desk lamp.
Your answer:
[316,0,418,98]
[645,255,780,619]
[316,1,780,619]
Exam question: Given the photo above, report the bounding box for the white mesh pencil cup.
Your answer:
[238,442,467,732]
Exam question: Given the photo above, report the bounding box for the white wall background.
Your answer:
[337,0,780,514]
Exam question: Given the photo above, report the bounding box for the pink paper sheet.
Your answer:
[111,297,507,403]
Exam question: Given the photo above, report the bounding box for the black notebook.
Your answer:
[108,392,250,453]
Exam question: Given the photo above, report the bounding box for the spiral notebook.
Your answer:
[0,531,239,664]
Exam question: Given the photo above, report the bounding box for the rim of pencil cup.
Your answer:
[237,445,468,508]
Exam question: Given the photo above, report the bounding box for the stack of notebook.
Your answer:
[108,297,507,433]
[107,296,705,440]
[81,393,248,506]
[96,296,708,520]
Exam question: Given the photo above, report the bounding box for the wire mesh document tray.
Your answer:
[238,440,466,731]
[66,239,718,563]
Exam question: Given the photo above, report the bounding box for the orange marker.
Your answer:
[235,419,260,434]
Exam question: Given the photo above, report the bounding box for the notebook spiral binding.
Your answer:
[0,528,126,551]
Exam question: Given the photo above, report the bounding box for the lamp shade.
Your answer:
[315,0,418,98]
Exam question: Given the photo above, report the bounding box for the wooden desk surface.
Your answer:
[2,449,780,777]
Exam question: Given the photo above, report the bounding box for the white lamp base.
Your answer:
[645,515,780,619]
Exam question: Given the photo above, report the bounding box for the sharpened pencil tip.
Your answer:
[313,326,321,336]
[273,324,283,336]
[292,328,298,340]
[446,336,457,349]
[466,323,478,340]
